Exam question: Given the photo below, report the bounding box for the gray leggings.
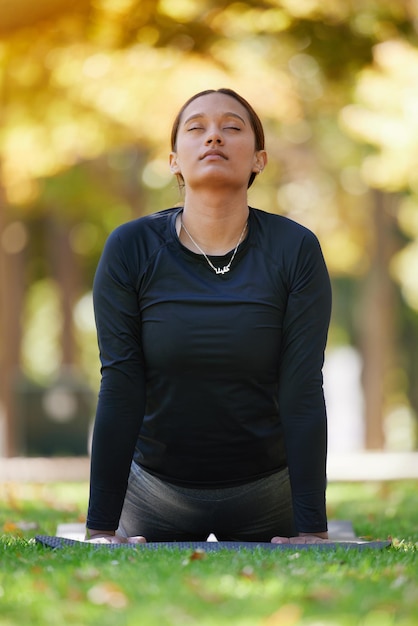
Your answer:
[118,462,296,542]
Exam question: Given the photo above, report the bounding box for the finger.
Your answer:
[293,536,328,544]
[271,536,328,545]
[127,536,147,544]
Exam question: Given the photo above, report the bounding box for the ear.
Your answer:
[169,152,181,174]
[252,150,268,174]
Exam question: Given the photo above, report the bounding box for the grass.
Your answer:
[0,480,417,626]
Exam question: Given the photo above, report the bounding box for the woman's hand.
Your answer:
[271,531,328,544]
[85,530,147,544]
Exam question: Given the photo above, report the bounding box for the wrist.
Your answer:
[85,528,116,539]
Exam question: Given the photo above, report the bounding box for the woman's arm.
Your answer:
[277,230,332,535]
[86,229,146,533]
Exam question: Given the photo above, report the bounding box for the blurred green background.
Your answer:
[1,0,417,457]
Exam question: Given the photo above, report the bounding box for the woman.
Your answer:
[85,88,331,545]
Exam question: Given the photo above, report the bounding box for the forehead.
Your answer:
[180,92,251,123]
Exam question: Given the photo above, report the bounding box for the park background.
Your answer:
[1,0,418,463]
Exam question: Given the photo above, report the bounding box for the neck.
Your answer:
[179,190,249,256]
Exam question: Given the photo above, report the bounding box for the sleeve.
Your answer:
[86,230,146,531]
[278,231,332,534]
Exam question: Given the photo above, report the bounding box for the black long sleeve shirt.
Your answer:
[87,207,332,534]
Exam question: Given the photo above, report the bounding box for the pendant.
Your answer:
[215,266,230,275]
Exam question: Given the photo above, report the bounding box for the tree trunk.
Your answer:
[45,215,80,368]
[360,191,399,449]
[0,195,27,456]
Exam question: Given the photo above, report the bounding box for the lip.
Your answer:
[200,149,227,160]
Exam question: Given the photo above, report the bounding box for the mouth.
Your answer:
[200,150,227,160]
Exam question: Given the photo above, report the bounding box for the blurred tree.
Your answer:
[340,37,418,447]
[1,0,418,454]
[0,195,27,454]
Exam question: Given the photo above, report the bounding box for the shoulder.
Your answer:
[101,207,179,264]
[250,208,321,249]
[107,207,178,246]
[97,208,179,282]
[249,208,328,283]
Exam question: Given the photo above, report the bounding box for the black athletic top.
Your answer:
[87,207,331,534]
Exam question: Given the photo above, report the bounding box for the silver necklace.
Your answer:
[181,219,248,275]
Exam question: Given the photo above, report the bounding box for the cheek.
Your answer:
[237,145,258,168]
[174,140,197,165]
[236,135,257,155]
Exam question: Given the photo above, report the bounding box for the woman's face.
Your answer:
[170,92,267,191]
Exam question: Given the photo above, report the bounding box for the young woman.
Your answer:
[85,88,332,545]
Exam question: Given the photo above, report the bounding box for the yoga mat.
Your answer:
[54,520,363,542]
[35,535,392,551]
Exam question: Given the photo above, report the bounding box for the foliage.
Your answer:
[1,0,416,306]
[0,480,417,626]
[1,0,416,290]
[2,1,418,451]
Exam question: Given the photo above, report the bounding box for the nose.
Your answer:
[205,127,223,145]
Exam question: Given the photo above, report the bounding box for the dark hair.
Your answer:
[170,88,265,189]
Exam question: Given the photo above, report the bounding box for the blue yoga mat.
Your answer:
[35,535,391,551]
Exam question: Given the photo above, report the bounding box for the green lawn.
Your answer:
[0,480,417,626]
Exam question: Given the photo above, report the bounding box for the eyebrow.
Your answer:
[183,112,247,126]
